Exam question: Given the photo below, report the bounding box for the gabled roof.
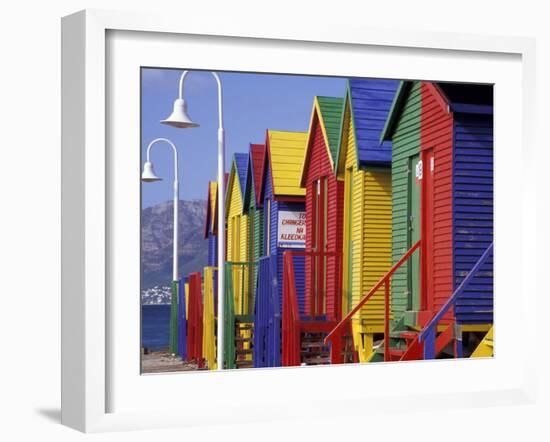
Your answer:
[300,96,344,186]
[234,152,248,195]
[266,129,308,198]
[225,153,249,215]
[336,78,400,169]
[250,143,266,207]
[381,81,494,142]
[203,174,228,237]
[204,181,217,238]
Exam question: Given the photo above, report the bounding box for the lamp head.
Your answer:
[161,98,199,128]
[141,162,162,182]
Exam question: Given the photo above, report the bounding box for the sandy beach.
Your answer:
[141,349,200,374]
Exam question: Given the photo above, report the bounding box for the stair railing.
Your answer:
[282,252,301,366]
[418,242,494,359]
[282,250,339,365]
[324,240,422,362]
[223,264,236,368]
[224,261,258,369]
[202,266,217,370]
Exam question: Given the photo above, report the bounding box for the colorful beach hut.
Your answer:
[255,130,308,367]
[224,152,254,368]
[244,144,267,299]
[282,96,353,366]
[187,272,204,367]
[380,81,494,359]
[202,180,224,369]
[332,78,400,362]
[204,181,219,267]
[301,96,344,321]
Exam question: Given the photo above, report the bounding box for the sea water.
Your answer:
[141,304,170,350]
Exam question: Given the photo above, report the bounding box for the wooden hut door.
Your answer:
[408,155,421,311]
[311,177,328,316]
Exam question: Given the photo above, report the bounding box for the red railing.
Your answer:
[187,272,204,368]
[282,252,301,365]
[324,240,421,362]
[282,250,340,366]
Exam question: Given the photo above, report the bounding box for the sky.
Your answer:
[141,68,347,208]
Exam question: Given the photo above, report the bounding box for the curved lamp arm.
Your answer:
[144,137,180,282]
[178,71,224,130]
[145,137,179,181]
[177,70,225,370]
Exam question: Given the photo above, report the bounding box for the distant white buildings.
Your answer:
[141,285,172,305]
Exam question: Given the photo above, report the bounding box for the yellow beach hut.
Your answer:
[224,152,253,368]
[335,79,400,362]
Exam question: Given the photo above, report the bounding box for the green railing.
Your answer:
[223,261,257,369]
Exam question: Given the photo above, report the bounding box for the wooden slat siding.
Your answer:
[204,181,218,266]
[453,112,493,324]
[329,177,345,320]
[349,79,400,166]
[260,159,306,366]
[204,182,212,239]
[300,97,345,320]
[253,257,270,367]
[250,143,266,208]
[303,110,343,320]
[267,130,308,197]
[245,145,265,310]
[335,80,398,341]
[391,81,422,323]
[303,114,326,316]
[305,180,315,315]
[207,234,217,267]
[342,103,364,323]
[254,166,275,366]
[361,168,392,325]
[316,96,345,161]
[226,154,250,315]
[420,83,454,323]
[343,107,386,325]
[209,181,217,231]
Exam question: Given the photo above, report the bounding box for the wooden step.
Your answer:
[388,349,405,361]
[400,331,419,341]
[236,348,253,355]
[235,361,253,369]
[235,337,254,343]
[237,324,253,330]
[302,356,330,365]
[301,341,329,348]
[301,350,330,356]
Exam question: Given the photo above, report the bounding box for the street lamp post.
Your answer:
[142,137,180,356]
[161,71,226,370]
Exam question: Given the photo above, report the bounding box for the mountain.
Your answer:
[141,199,208,290]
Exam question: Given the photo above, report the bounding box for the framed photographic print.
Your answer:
[61,9,537,433]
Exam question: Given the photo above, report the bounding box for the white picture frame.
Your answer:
[61,9,538,433]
